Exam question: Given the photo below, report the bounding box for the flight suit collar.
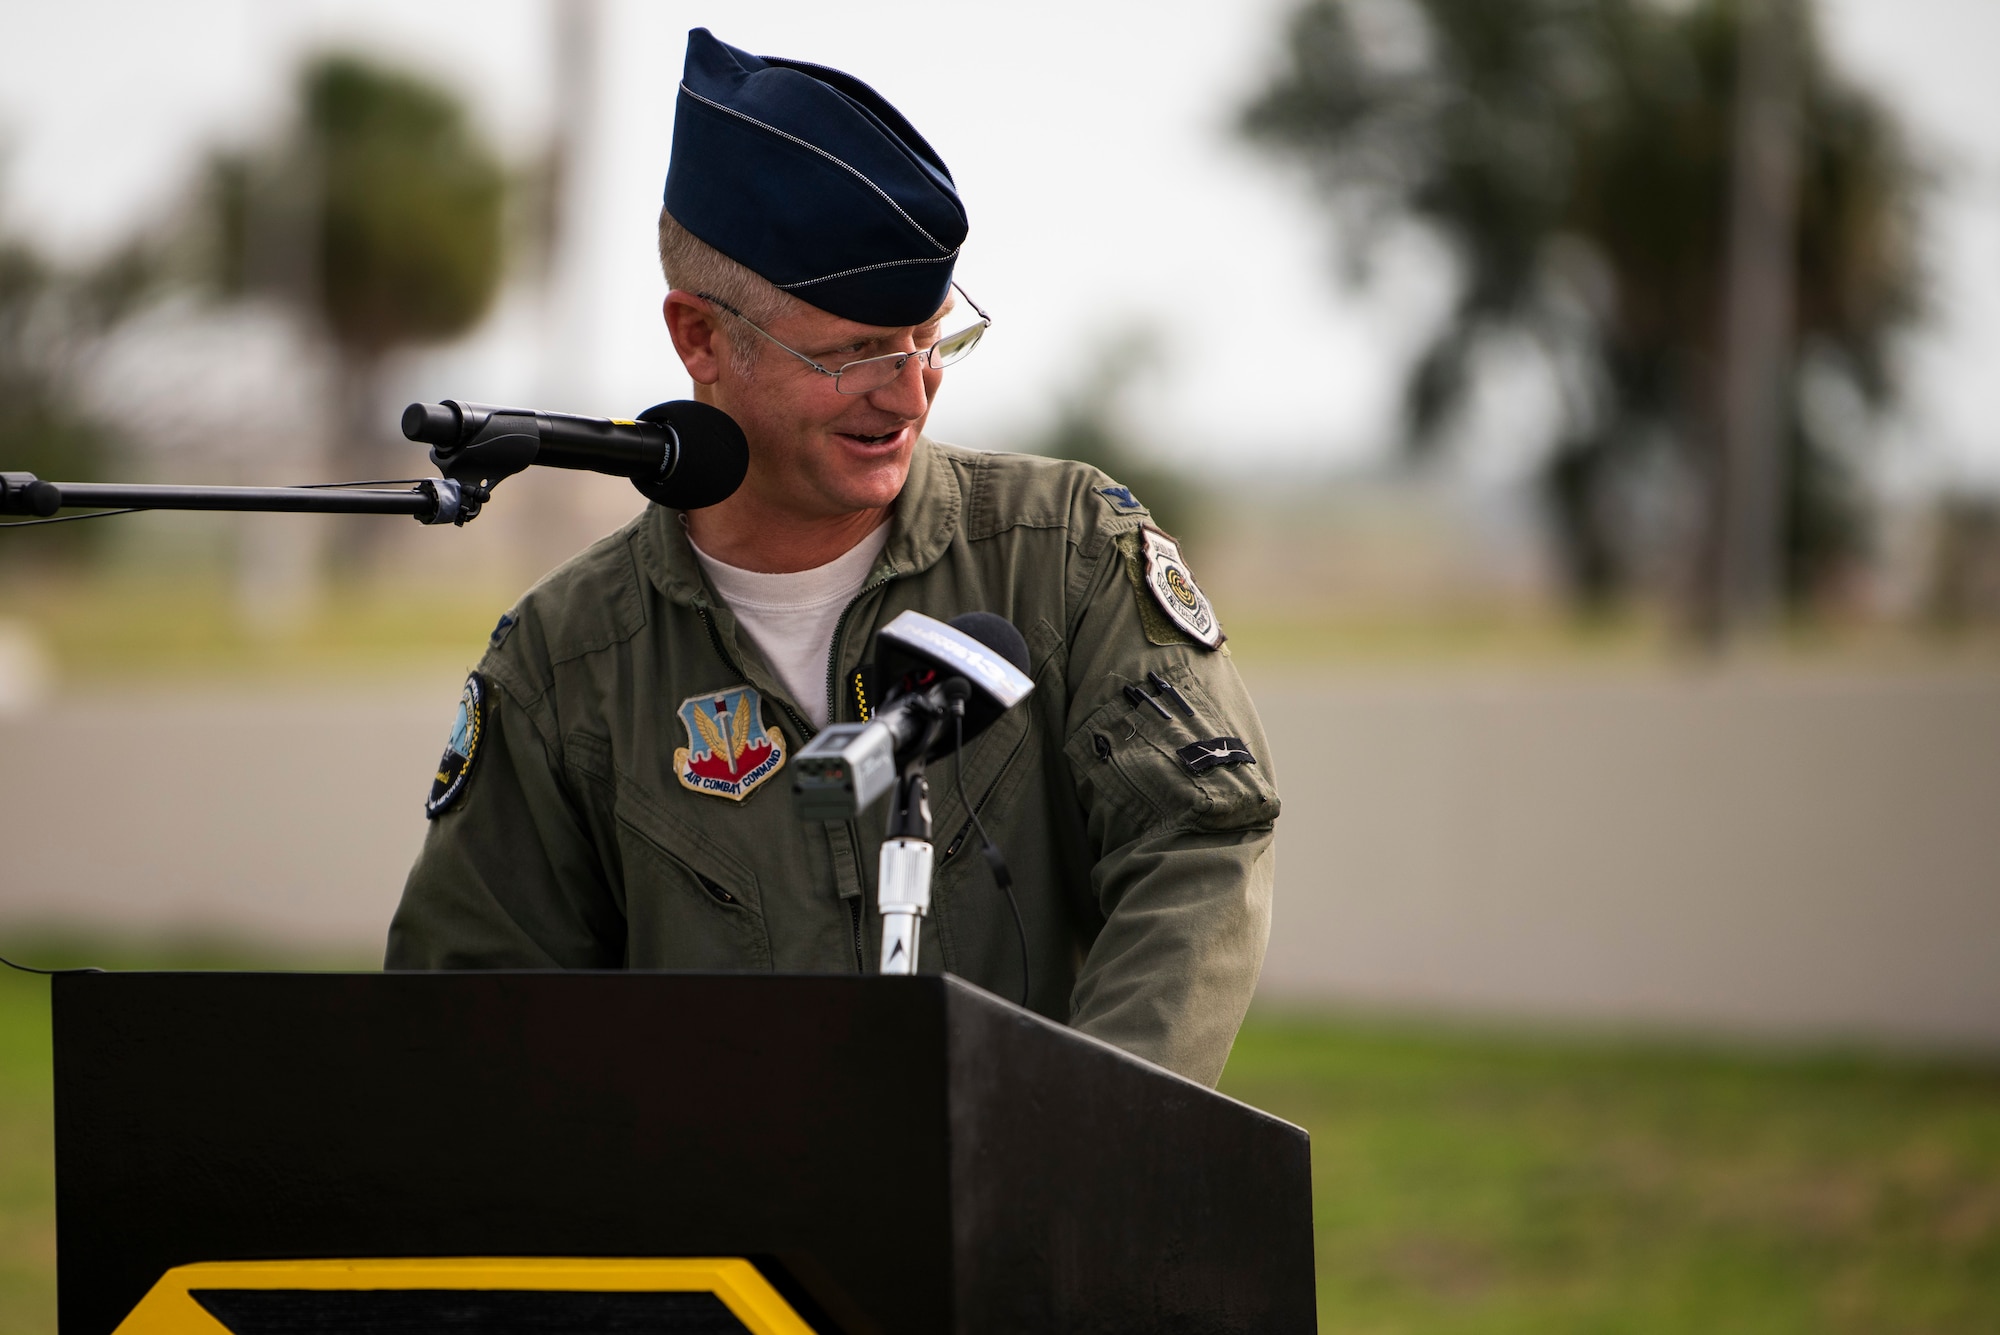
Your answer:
[642,434,961,608]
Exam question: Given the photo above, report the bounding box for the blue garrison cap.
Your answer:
[664,28,967,328]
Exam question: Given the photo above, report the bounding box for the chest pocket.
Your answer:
[1063,668,1279,836]
[612,786,773,970]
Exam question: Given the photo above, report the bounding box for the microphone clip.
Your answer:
[414,478,493,527]
[419,405,542,493]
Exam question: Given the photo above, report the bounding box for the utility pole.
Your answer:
[542,0,601,410]
[1714,0,1801,641]
[513,0,605,579]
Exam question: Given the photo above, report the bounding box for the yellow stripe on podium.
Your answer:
[111,1256,819,1334]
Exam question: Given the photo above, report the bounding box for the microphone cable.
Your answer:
[0,508,142,529]
[953,707,1028,1007]
[0,951,103,975]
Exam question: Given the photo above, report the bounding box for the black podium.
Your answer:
[53,971,1314,1333]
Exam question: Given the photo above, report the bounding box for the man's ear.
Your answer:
[663,291,724,386]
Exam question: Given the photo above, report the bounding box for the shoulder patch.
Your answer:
[674,685,787,801]
[1098,484,1143,512]
[1119,532,1197,648]
[1140,526,1223,649]
[426,672,487,819]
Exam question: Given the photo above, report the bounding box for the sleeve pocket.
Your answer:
[1063,678,1280,836]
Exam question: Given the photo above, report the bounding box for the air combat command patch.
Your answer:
[426,672,486,819]
[1141,526,1223,649]
[674,684,787,801]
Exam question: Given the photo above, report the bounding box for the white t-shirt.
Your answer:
[689,523,891,730]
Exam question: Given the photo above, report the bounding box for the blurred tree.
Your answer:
[1240,0,1920,624]
[1025,328,1201,549]
[0,198,161,563]
[206,53,506,568]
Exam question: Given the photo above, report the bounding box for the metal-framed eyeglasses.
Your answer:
[697,283,992,396]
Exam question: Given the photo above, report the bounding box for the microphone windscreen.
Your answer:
[948,612,1031,676]
[632,399,749,510]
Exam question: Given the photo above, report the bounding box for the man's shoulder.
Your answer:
[926,441,1154,544]
[480,509,657,694]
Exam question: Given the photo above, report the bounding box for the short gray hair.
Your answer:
[658,208,808,374]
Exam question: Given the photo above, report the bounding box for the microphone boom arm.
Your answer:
[1,473,478,525]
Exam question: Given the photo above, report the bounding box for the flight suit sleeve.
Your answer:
[385,673,626,969]
[1061,527,1279,1087]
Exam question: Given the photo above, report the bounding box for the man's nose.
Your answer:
[863,352,932,418]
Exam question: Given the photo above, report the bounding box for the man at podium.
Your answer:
[386,28,1280,1087]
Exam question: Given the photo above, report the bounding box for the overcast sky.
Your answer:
[2,0,1997,485]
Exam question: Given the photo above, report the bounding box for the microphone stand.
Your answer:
[0,417,552,526]
[876,765,934,976]
[874,682,969,976]
[0,474,478,524]
[4,398,743,527]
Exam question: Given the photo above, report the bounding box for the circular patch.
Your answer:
[426,672,486,819]
[1141,526,1222,648]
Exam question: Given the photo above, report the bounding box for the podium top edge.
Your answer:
[48,969,1309,1140]
[51,968,957,979]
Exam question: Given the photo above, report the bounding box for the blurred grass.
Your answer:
[1221,606,2000,671]
[2,966,1995,1335]
[0,935,377,1334]
[0,963,53,1335]
[0,575,511,684]
[1219,1013,2000,1334]
[5,574,2000,683]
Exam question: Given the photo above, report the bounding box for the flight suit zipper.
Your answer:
[823,573,891,726]
[825,573,892,974]
[694,602,815,743]
[694,603,848,962]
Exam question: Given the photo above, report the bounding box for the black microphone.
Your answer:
[944,611,1032,676]
[913,612,1030,748]
[401,398,749,510]
[792,611,1035,821]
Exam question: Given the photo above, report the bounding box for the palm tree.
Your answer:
[1240,0,1920,625]
[210,53,507,569]
[0,198,159,565]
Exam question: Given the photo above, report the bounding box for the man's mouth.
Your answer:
[836,428,901,447]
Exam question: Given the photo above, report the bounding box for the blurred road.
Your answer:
[2,664,1995,1047]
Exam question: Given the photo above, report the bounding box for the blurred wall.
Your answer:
[1252,664,2000,1048]
[3,663,1995,1049]
[0,678,449,947]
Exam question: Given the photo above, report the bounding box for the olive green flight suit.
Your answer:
[386,439,1278,1086]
